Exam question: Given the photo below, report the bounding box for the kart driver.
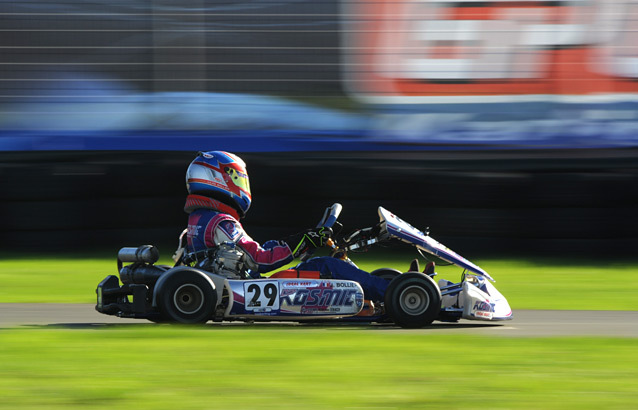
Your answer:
[183,150,389,302]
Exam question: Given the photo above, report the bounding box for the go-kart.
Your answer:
[96,203,512,328]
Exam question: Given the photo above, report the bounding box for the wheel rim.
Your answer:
[173,284,205,315]
[398,285,430,315]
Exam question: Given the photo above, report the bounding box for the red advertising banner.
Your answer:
[342,0,638,101]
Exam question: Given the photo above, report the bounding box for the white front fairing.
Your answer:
[460,276,512,321]
[379,207,493,281]
[379,207,512,321]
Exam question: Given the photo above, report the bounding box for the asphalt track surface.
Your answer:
[1,304,636,337]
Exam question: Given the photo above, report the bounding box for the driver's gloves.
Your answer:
[283,227,332,258]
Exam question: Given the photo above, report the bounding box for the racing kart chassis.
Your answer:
[96,204,512,328]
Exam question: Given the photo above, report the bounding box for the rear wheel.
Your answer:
[384,272,441,328]
[157,270,217,324]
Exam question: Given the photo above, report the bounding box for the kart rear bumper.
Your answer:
[96,275,156,319]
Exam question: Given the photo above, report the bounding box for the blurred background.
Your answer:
[1,0,637,257]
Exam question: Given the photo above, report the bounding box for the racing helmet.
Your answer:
[185,151,252,217]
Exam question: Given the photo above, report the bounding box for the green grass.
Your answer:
[0,327,635,409]
[1,252,637,310]
[0,255,116,304]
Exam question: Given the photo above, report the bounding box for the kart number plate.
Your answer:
[243,281,280,312]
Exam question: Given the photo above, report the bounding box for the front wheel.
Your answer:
[384,272,441,328]
[156,270,217,324]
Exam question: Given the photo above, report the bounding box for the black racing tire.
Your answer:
[370,268,402,282]
[156,270,217,324]
[384,272,441,328]
[370,268,402,323]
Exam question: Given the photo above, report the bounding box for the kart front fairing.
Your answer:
[439,275,512,321]
[378,207,512,321]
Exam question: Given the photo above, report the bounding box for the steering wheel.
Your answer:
[315,203,342,229]
[299,203,342,261]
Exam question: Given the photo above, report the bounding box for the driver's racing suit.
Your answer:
[186,207,389,301]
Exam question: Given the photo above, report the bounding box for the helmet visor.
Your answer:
[225,166,251,196]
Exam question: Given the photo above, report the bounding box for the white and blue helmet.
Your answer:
[185,151,252,217]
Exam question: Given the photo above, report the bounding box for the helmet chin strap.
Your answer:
[184,194,241,220]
